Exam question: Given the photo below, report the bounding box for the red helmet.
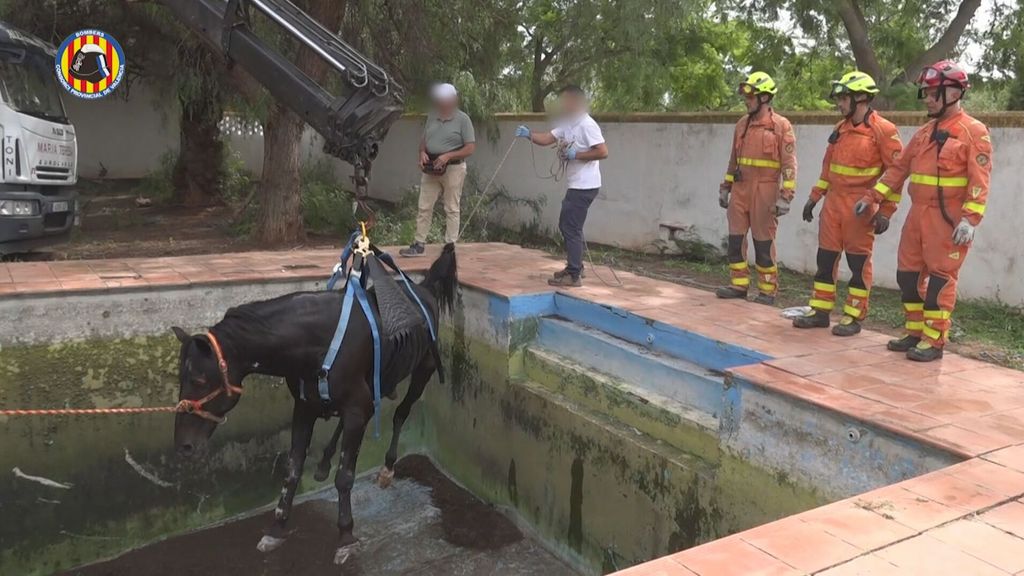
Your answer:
[917,60,970,92]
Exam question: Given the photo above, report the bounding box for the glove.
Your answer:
[515,125,531,139]
[802,199,816,222]
[563,146,577,161]
[854,198,874,216]
[775,197,791,217]
[719,188,730,209]
[871,214,890,235]
[952,218,976,245]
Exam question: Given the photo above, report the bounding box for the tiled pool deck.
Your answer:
[4,243,1024,575]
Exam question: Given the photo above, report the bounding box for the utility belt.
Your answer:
[421,153,462,176]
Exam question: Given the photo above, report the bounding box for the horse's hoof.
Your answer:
[333,542,360,565]
[313,465,331,482]
[257,535,286,553]
[377,466,394,489]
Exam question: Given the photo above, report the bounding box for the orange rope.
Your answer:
[0,406,178,417]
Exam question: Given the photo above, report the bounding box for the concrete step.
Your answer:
[524,346,721,463]
[533,317,725,422]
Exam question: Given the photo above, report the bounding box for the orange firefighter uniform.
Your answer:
[805,112,903,321]
[863,108,992,349]
[721,111,798,297]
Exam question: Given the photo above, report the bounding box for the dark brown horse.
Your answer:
[171,244,456,564]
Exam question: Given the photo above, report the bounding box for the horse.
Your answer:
[170,243,457,565]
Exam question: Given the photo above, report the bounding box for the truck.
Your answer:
[0,22,78,256]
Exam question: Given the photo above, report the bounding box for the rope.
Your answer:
[0,406,178,417]
[459,138,519,237]
[583,238,623,288]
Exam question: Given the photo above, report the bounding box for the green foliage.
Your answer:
[133,151,178,204]
[300,161,358,237]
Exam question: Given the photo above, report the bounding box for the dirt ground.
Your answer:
[62,455,579,576]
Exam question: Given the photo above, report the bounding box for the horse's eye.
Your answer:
[194,376,208,386]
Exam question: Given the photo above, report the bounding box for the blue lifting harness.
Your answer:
[313,228,437,437]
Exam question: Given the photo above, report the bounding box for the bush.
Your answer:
[133,151,177,203]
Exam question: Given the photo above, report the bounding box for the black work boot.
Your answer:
[399,242,425,257]
[548,274,581,288]
[831,315,862,337]
[753,293,776,306]
[793,309,830,329]
[887,334,921,352]
[716,286,747,299]
[553,266,585,280]
[907,341,944,362]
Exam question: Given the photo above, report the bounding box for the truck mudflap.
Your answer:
[0,189,78,255]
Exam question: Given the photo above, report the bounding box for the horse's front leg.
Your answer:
[378,361,433,488]
[257,399,318,553]
[314,415,344,482]
[333,402,370,565]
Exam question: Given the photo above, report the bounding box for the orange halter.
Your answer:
[175,331,244,423]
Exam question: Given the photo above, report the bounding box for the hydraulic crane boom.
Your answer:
[159,0,404,199]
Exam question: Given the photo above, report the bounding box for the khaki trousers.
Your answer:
[415,163,467,244]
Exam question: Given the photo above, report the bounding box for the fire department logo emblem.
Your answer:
[54,29,125,99]
[976,154,989,166]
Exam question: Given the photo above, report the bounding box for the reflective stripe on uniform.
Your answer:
[830,163,882,177]
[731,277,750,287]
[923,309,952,320]
[909,174,968,187]
[848,286,869,298]
[843,305,864,318]
[755,264,778,274]
[813,281,836,293]
[758,282,776,293]
[737,157,781,169]
[729,261,748,271]
[815,179,830,190]
[903,302,924,312]
[873,181,901,202]
[724,173,735,183]
[922,324,943,340]
[782,180,796,189]
[963,201,986,215]
[809,298,835,310]
[906,321,925,331]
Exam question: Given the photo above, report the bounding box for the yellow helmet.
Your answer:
[739,71,777,96]
[830,71,879,98]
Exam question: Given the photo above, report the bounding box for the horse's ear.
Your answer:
[171,326,190,344]
[192,334,213,355]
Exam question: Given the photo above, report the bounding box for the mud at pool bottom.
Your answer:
[60,455,581,576]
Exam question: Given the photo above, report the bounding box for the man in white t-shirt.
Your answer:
[516,85,609,287]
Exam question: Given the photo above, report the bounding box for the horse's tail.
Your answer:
[421,243,457,315]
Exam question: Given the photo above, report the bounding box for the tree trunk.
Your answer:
[172,48,224,207]
[530,34,549,112]
[836,0,884,85]
[900,0,983,83]
[254,102,306,244]
[253,0,346,245]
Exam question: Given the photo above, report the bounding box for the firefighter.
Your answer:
[717,72,797,305]
[854,61,992,362]
[793,72,903,336]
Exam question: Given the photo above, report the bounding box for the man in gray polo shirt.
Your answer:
[400,83,476,257]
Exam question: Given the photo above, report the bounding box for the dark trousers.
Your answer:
[559,188,599,276]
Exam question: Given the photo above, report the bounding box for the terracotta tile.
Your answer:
[919,424,1011,457]
[954,367,1024,388]
[764,356,835,377]
[928,518,1024,573]
[902,467,1005,512]
[981,501,1024,539]
[952,416,1024,449]
[0,284,19,294]
[58,279,108,292]
[797,501,917,551]
[814,554,905,576]
[809,370,889,392]
[0,265,13,283]
[855,361,940,385]
[868,408,944,432]
[740,519,861,572]
[875,534,1006,576]
[942,458,1024,498]
[985,445,1024,472]
[853,384,933,408]
[13,281,65,294]
[671,536,803,576]
[852,486,966,531]
[611,557,697,576]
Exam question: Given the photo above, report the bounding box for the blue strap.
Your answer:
[320,272,358,401]
[327,232,361,290]
[350,276,383,438]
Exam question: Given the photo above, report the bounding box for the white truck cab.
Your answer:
[0,22,78,256]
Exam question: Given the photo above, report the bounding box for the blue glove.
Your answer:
[515,125,530,139]
[564,146,577,160]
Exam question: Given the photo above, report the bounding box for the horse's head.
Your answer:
[171,327,243,457]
